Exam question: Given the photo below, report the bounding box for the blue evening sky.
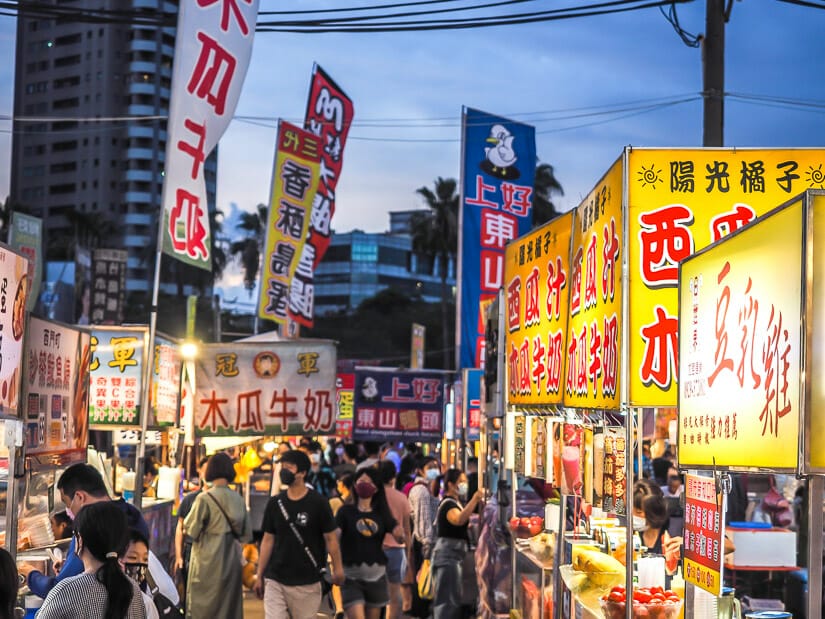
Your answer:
[0,1,823,306]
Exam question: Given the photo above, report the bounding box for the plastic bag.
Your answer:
[417,559,434,601]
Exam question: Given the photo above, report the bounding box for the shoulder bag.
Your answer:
[206,491,242,540]
[276,497,334,598]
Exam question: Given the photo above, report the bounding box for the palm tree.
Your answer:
[229,203,267,295]
[411,177,459,370]
[532,162,564,228]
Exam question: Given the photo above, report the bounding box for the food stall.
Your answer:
[491,148,825,619]
[15,315,91,598]
[677,188,825,618]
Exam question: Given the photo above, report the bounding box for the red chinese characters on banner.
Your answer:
[640,305,679,390]
[692,260,793,439]
[164,0,259,270]
[710,204,756,242]
[566,213,621,402]
[638,204,695,287]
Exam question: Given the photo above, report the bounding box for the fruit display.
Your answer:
[559,547,626,616]
[508,515,544,538]
[527,531,555,563]
[600,585,683,619]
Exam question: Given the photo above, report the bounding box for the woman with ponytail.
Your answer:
[37,501,145,618]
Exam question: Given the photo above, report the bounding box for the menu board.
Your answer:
[23,317,88,454]
[150,337,181,426]
[683,474,726,596]
[89,327,148,427]
[602,426,627,515]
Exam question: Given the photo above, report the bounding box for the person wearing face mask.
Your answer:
[632,479,682,573]
[431,469,484,619]
[405,456,440,618]
[336,468,404,619]
[24,463,150,601]
[122,529,160,619]
[255,450,345,619]
[306,442,336,498]
[36,502,145,619]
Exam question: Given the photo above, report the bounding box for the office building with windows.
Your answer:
[10,1,216,297]
[314,212,455,316]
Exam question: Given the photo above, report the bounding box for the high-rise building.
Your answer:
[314,211,455,316]
[10,1,217,300]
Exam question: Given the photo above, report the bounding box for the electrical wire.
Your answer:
[659,2,701,47]
[256,0,691,32]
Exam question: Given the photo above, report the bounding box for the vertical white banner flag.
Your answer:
[162,0,261,270]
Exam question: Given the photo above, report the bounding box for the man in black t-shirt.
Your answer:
[255,450,345,619]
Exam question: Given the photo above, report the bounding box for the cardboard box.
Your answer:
[725,527,796,567]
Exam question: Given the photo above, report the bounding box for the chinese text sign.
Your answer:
[601,426,627,515]
[258,121,322,324]
[563,159,624,409]
[23,317,86,455]
[678,200,802,469]
[291,65,355,327]
[683,474,726,596]
[458,108,535,369]
[335,372,354,439]
[89,327,147,427]
[162,0,260,270]
[463,368,482,442]
[0,246,29,416]
[353,369,445,443]
[504,211,573,406]
[9,212,42,312]
[194,341,337,436]
[151,337,181,426]
[628,148,825,405]
[91,249,127,325]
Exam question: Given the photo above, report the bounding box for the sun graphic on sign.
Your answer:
[805,163,825,188]
[637,164,663,189]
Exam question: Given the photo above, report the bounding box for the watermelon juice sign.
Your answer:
[353,369,446,443]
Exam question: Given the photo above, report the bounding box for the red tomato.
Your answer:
[650,586,664,596]
[608,591,625,603]
[508,517,520,531]
[634,590,652,604]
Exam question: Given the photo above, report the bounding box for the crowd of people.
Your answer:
[2,440,480,619]
[256,440,482,619]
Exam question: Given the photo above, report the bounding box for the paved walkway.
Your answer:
[242,590,334,618]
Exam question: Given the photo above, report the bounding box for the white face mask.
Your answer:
[425,468,440,481]
[311,453,321,464]
[632,515,647,531]
[457,482,469,497]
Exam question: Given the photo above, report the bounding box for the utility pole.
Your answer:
[702,0,726,146]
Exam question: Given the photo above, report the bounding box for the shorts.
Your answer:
[384,547,406,584]
[341,574,390,609]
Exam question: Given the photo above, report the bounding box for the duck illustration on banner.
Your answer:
[480,123,521,180]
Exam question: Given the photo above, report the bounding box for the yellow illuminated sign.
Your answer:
[503,211,573,406]
[563,159,624,409]
[628,148,825,406]
[678,200,803,469]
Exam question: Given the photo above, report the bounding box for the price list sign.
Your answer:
[683,473,725,596]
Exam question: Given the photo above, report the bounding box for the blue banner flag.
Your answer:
[457,108,536,369]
